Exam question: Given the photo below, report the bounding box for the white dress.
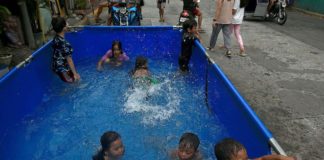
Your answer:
[232,0,245,24]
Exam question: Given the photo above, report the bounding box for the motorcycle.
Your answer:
[266,0,287,25]
[178,1,199,26]
[244,0,288,25]
[111,0,140,26]
[178,10,195,26]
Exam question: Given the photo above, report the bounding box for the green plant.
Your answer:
[0,5,11,34]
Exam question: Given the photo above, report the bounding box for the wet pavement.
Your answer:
[1,0,324,159]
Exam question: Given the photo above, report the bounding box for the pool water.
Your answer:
[1,57,228,160]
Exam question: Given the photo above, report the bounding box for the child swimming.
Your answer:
[93,131,125,160]
[132,56,150,78]
[97,40,129,71]
[131,56,158,86]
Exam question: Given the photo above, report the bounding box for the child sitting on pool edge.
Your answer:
[97,40,129,71]
[93,131,125,160]
[170,132,203,160]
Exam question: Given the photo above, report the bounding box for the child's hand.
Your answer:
[97,65,103,71]
[115,62,122,66]
[74,73,81,81]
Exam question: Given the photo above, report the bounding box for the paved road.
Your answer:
[93,1,324,159]
[260,9,324,51]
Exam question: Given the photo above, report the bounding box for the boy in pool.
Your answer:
[179,19,200,72]
[170,132,203,160]
[93,131,125,160]
[131,56,158,86]
[52,17,80,83]
[97,40,129,71]
[132,56,150,78]
[214,138,297,160]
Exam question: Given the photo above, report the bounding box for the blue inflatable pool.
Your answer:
[0,26,285,159]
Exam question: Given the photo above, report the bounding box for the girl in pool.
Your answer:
[97,40,129,71]
[93,131,125,160]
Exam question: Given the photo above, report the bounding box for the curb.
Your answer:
[291,7,324,19]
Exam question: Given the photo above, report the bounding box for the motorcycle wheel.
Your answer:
[277,10,287,25]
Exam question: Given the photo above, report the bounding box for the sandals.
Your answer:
[225,50,232,57]
[198,28,205,33]
[239,52,247,57]
[239,50,247,57]
[206,47,215,52]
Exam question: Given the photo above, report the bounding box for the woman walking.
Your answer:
[232,0,247,56]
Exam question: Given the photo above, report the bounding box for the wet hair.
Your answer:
[178,132,200,151]
[134,56,148,70]
[111,40,123,56]
[214,138,245,160]
[240,0,249,8]
[93,131,121,160]
[51,17,67,33]
[182,19,197,33]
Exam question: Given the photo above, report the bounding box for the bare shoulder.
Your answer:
[169,149,178,158]
[194,150,204,160]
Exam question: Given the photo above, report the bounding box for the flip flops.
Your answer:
[206,47,215,52]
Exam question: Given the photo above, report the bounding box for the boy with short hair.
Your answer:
[178,19,200,72]
[214,138,297,160]
[171,132,203,160]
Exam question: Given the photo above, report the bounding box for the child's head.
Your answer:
[135,56,148,70]
[177,132,200,160]
[51,17,67,33]
[214,138,247,160]
[100,131,124,159]
[112,40,123,55]
[182,20,197,33]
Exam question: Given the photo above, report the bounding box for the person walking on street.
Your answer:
[207,0,234,57]
[181,0,204,32]
[232,0,247,57]
[157,0,169,22]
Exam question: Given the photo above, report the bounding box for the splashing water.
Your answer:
[124,78,180,125]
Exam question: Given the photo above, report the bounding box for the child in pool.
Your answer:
[97,40,129,71]
[179,19,200,72]
[214,138,297,160]
[51,17,81,83]
[170,132,203,160]
[131,56,158,86]
[132,56,150,78]
[93,131,125,160]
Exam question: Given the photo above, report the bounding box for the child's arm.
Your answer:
[193,31,202,43]
[97,50,112,70]
[97,59,104,71]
